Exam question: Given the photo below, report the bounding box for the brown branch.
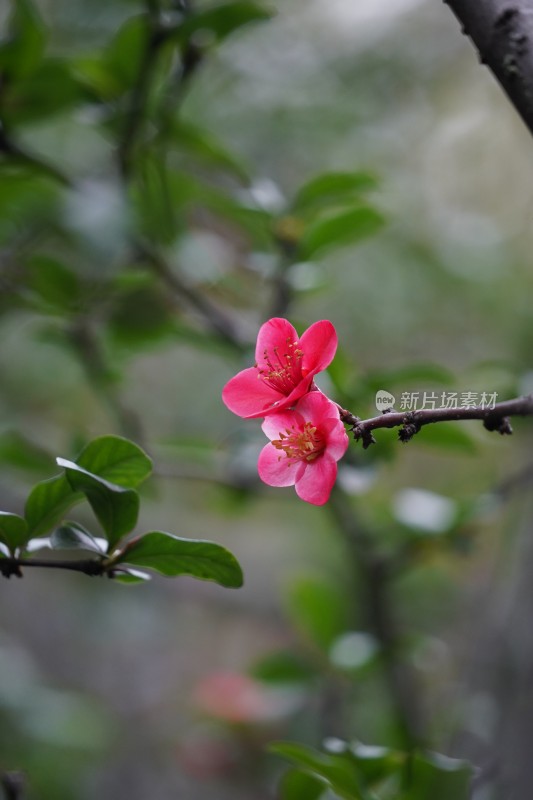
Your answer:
[443,0,533,137]
[340,394,533,449]
[0,557,107,579]
[1,772,25,800]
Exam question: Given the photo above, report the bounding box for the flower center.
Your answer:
[272,422,325,464]
[256,339,306,395]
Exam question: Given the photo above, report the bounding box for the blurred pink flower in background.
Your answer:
[179,671,305,780]
[222,317,337,419]
[258,392,349,505]
[193,671,302,724]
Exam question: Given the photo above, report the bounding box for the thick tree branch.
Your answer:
[443,0,533,136]
[340,393,533,448]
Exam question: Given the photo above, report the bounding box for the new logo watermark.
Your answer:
[375,390,396,413]
[375,390,498,413]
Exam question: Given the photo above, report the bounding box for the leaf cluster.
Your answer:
[0,435,243,588]
[274,739,472,800]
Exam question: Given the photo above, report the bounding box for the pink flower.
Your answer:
[222,317,337,419]
[193,671,301,724]
[258,392,349,505]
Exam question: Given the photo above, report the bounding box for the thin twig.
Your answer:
[340,394,533,449]
[114,1,245,351]
[0,126,73,188]
[117,12,168,180]
[267,240,297,320]
[138,242,246,350]
[118,1,202,179]
[154,0,203,137]
[66,319,146,443]
[1,772,25,800]
[493,461,533,500]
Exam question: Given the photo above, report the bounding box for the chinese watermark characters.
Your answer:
[375,390,498,413]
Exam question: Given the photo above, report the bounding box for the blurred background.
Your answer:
[1,0,533,797]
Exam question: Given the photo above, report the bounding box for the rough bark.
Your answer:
[443,0,533,136]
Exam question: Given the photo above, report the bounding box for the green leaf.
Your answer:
[76,435,152,488]
[299,207,384,259]
[326,344,358,398]
[170,119,250,182]
[106,15,148,90]
[50,522,104,554]
[0,0,46,80]
[119,531,244,588]
[0,431,53,475]
[327,740,404,786]
[292,171,378,213]
[108,284,176,349]
[176,2,272,47]
[285,576,350,652]
[135,152,179,244]
[3,59,83,125]
[270,742,364,800]
[250,651,316,684]
[213,202,273,247]
[0,513,29,555]
[364,363,456,394]
[25,474,80,537]
[0,170,59,238]
[165,170,273,247]
[279,768,325,800]
[418,423,477,454]
[57,458,140,548]
[76,14,149,101]
[74,57,117,102]
[112,567,152,584]
[403,752,472,800]
[26,256,82,314]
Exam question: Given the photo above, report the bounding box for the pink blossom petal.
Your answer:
[222,318,340,420]
[275,373,316,411]
[257,443,302,487]
[261,410,304,441]
[319,414,349,460]
[295,453,338,506]
[322,417,342,435]
[255,318,299,370]
[222,367,283,418]
[293,391,337,424]
[299,320,337,374]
